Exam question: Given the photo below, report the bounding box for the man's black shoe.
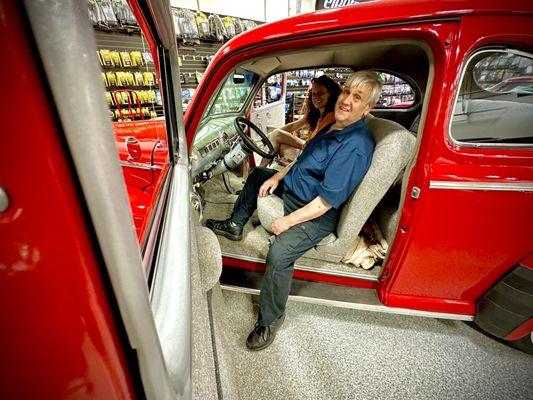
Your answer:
[206,218,243,241]
[246,314,285,351]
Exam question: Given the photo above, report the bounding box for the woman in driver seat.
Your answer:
[259,75,341,167]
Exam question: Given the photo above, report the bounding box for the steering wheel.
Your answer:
[233,116,276,158]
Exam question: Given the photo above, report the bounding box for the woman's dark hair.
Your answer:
[305,75,341,131]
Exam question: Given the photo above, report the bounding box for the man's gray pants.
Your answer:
[259,191,337,326]
[228,167,338,326]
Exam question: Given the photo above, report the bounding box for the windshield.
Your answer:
[208,68,257,115]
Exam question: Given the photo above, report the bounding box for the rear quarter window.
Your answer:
[450,49,533,147]
[374,72,417,109]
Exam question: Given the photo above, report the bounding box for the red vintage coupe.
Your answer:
[2,0,532,398]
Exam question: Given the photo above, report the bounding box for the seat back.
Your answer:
[313,114,415,260]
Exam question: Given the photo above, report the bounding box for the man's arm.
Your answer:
[271,195,332,235]
[258,160,296,197]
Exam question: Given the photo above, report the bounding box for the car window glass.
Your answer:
[285,67,351,123]
[208,68,257,115]
[254,74,284,108]
[450,49,533,145]
[375,72,416,109]
[91,0,170,252]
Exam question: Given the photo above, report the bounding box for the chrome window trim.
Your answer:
[120,161,164,170]
[448,48,533,150]
[430,181,533,192]
[150,165,191,397]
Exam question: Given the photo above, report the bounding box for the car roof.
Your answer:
[220,0,532,56]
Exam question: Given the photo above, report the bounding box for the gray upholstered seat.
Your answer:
[257,113,416,263]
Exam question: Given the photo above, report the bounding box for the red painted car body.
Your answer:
[113,119,168,240]
[1,0,532,398]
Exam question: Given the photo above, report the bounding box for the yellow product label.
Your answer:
[143,72,155,86]
[106,72,117,86]
[134,72,144,86]
[105,92,113,105]
[126,72,135,86]
[130,51,143,67]
[99,49,113,67]
[102,73,108,87]
[97,51,104,66]
[117,72,129,87]
[110,51,122,67]
[120,51,132,67]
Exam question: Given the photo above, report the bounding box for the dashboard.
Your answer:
[190,115,240,177]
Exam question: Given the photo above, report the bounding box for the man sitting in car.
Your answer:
[206,70,382,351]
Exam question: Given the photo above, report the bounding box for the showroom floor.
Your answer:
[220,290,533,400]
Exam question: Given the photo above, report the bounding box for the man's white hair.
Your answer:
[344,71,383,106]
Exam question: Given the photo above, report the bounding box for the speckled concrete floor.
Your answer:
[219,290,533,400]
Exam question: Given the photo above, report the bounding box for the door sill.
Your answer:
[220,267,473,321]
[222,251,380,282]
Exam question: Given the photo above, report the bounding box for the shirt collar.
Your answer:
[327,118,365,142]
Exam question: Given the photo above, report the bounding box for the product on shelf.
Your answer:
[99,49,113,67]
[105,92,114,105]
[221,16,236,40]
[242,20,257,31]
[102,73,108,87]
[106,72,117,86]
[155,89,162,105]
[195,12,210,39]
[130,51,143,67]
[120,51,132,67]
[110,50,122,67]
[88,0,107,26]
[98,0,119,27]
[134,72,144,86]
[111,0,137,27]
[143,72,155,86]
[208,14,226,41]
[89,0,139,30]
[173,8,200,43]
[233,18,245,35]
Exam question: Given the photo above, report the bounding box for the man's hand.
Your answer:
[259,176,280,197]
[271,215,292,235]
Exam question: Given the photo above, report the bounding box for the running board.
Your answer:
[220,267,473,321]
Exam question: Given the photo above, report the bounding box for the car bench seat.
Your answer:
[257,113,416,263]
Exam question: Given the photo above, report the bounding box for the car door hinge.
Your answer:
[411,186,421,199]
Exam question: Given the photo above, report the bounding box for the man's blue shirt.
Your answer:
[283,118,374,209]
